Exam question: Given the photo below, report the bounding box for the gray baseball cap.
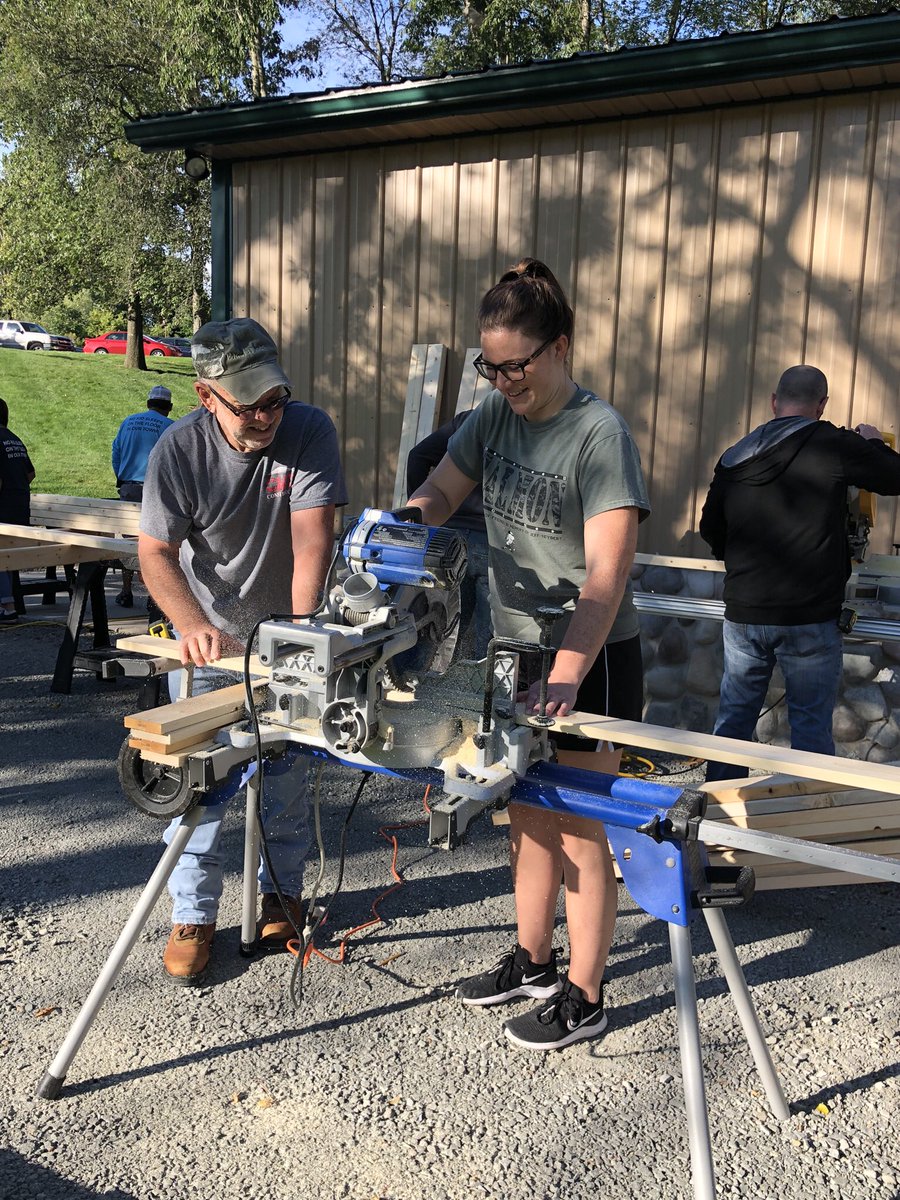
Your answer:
[190,318,290,407]
[147,385,172,406]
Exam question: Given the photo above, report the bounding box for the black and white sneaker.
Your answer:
[456,944,561,1007]
[503,977,608,1050]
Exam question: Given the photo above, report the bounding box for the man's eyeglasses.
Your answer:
[206,384,291,420]
[472,332,560,383]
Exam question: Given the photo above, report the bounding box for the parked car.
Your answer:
[0,319,77,352]
[155,336,192,356]
[83,331,183,357]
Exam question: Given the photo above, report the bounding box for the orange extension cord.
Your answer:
[287,784,433,968]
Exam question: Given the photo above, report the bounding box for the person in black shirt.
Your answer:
[0,398,36,624]
[700,364,900,780]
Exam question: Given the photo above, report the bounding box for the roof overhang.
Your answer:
[126,12,900,161]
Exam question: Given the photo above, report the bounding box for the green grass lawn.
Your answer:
[0,348,198,496]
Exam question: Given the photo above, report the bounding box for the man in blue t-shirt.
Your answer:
[111,384,173,606]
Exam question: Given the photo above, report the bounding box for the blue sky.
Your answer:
[281,10,353,92]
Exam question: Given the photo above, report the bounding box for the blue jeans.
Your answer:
[706,619,843,783]
[164,664,311,924]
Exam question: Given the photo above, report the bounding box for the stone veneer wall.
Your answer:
[632,563,900,765]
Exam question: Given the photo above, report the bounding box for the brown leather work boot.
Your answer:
[257,893,304,951]
[163,923,215,984]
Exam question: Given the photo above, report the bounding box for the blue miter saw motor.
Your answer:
[341,506,468,590]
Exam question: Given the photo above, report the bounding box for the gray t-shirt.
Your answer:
[448,386,650,646]
[141,403,347,640]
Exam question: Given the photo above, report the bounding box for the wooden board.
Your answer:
[127,712,250,750]
[705,798,899,833]
[128,738,220,766]
[0,521,134,557]
[123,681,266,735]
[115,633,265,677]
[454,348,493,415]
[392,344,446,508]
[633,552,724,573]
[0,543,109,571]
[752,869,900,890]
[699,773,860,801]
[709,837,900,872]
[523,708,900,796]
[30,494,142,536]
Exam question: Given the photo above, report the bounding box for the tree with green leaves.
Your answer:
[0,0,318,366]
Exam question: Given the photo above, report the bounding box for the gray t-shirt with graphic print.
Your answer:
[448,386,650,646]
[141,403,347,642]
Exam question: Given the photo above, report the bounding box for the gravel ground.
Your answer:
[1,610,899,1200]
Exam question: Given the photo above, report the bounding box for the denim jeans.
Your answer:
[164,663,311,924]
[706,619,843,783]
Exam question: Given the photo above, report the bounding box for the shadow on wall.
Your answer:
[229,99,900,549]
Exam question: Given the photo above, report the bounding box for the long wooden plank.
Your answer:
[710,837,900,871]
[731,869,894,891]
[521,708,900,796]
[0,521,134,556]
[128,739,220,766]
[116,634,265,677]
[392,343,446,508]
[698,773,847,801]
[712,808,900,840]
[703,787,888,820]
[0,543,109,571]
[633,552,724,573]
[123,681,266,735]
[706,797,899,830]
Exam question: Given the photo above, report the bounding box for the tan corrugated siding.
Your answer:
[231,90,900,552]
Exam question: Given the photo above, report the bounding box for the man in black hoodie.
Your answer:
[700,364,900,781]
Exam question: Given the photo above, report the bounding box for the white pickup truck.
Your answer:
[0,319,77,351]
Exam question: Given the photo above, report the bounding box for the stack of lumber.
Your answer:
[125,681,267,766]
[699,773,900,890]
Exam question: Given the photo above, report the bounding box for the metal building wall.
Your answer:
[229,90,900,554]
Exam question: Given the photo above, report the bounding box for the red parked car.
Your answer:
[83,331,183,357]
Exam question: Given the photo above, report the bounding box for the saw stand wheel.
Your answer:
[116,738,199,819]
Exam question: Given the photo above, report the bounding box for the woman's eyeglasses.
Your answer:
[206,384,291,420]
[472,333,559,382]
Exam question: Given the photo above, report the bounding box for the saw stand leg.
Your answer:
[36,804,205,1100]
[668,910,790,1200]
[239,773,261,955]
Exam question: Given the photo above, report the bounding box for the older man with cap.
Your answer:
[111,384,174,607]
[139,318,347,984]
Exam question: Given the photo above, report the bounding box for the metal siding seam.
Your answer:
[799,99,826,363]
[846,91,880,428]
[608,121,629,410]
[744,104,773,424]
[211,160,233,321]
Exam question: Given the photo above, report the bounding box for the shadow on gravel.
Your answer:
[0,1149,135,1198]
[58,989,443,1099]
[798,1059,900,1108]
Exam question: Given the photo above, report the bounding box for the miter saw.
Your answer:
[118,506,550,844]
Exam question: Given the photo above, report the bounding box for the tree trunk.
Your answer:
[124,292,147,371]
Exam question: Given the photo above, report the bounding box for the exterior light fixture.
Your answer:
[183,150,210,181]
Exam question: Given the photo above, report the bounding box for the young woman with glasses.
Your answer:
[409,257,650,1050]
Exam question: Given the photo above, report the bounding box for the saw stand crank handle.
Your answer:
[532,605,565,725]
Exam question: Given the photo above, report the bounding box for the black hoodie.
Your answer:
[700,417,900,624]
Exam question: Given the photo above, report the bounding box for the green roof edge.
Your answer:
[126,13,900,153]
